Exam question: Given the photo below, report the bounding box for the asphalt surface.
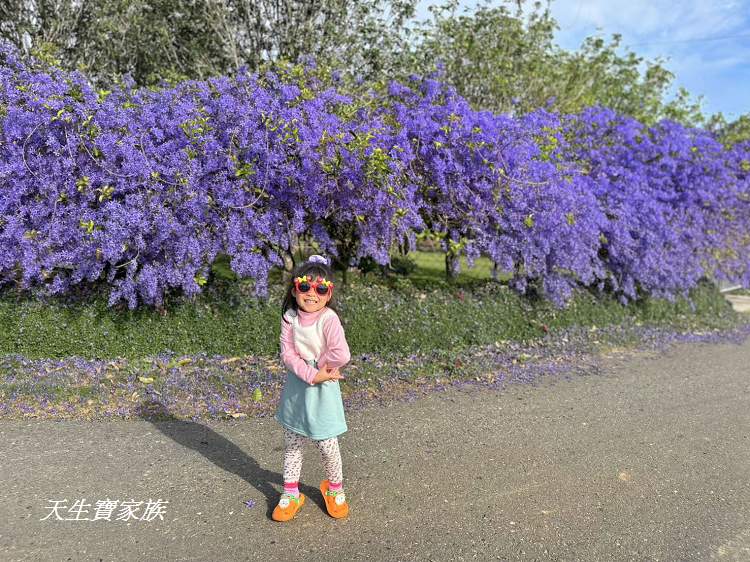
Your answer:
[1,334,750,562]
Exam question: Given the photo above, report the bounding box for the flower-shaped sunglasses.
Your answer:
[294,275,334,296]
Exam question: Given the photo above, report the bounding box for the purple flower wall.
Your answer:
[1,44,748,310]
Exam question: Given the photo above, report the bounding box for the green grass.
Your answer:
[0,249,744,360]
[258,248,503,289]
[405,251,499,285]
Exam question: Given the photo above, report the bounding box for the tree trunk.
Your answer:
[398,236,410,256]
[281,230,303,285]
[445,251,459,280]
[281,250,295,286]
[333,244,352,287]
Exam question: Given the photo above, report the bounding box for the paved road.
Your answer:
[2,335,750,562]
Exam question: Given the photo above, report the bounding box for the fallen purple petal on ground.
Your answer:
[1,319,750,420]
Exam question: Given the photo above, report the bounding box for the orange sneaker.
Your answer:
[271,492,305,522]
[320,480,349,519]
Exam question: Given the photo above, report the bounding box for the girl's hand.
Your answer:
[312,364,345,384]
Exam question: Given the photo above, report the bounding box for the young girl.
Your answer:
[272,254,351,522]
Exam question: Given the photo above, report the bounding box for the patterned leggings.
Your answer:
[282,427,343,484]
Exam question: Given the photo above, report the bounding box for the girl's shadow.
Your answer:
[136,403,328,519]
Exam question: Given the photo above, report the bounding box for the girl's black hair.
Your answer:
[281,260,342,325]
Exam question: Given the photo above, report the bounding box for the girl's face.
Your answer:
[292,277,332,313]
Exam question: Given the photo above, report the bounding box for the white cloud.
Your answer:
[551,0,746,43]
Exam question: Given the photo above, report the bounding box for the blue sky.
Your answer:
[415,0,750,120]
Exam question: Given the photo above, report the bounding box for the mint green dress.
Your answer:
[274,310,348,440]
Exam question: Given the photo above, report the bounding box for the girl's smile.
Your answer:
[293,287,331,313]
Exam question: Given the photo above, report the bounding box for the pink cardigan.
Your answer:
[280,307,351,384]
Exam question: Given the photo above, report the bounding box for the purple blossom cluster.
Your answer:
[1,44,748,309]
[561,107,750,305]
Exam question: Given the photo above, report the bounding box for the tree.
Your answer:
[394,0,707,127]
[0,0,418,87]
[1,0,233,85]
[397,0,556,114]
[706,112,750,148]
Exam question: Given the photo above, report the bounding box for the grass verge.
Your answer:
[1,254,748,420]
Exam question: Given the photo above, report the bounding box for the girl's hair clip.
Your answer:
[307,254,330,266]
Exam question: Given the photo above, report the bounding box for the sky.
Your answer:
[415,0,750,119]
